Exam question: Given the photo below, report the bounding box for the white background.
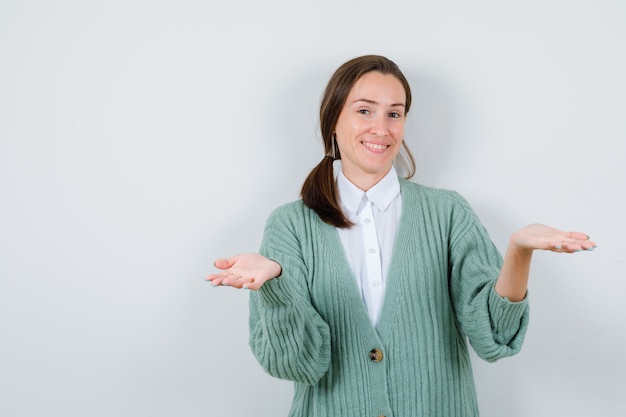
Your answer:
[1,1,624,416]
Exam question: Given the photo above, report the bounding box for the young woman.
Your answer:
[207,55,596,417]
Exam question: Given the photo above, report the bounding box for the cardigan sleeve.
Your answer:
[248,206,332,385]
[447,193,530,363]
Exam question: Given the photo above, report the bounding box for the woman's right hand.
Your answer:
[206,253,282,290]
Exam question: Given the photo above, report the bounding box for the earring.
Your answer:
[327,134,338,160]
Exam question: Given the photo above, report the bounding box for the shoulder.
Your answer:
[399,178,472,211]
[399,178,483,235]
[264,199,322,231]
[400,179,492,245]
[267,199,309,220]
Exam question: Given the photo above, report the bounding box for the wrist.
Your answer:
[507,237,534,257]
[269,260,282,279]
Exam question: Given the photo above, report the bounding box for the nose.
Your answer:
[369,114,388,137]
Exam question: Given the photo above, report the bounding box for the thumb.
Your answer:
[214,256,238,270]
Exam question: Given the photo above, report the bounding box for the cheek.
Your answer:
[390,123,405,139]
[336,119,367,141]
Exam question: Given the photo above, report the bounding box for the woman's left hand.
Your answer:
[495,224,597,301]
[509,223,597,253]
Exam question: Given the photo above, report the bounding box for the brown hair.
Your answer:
[300,55,416,228]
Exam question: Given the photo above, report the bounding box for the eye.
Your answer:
[389,111,402,118]
[357,108,370,115]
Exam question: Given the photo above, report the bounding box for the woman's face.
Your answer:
[334,71,406,191]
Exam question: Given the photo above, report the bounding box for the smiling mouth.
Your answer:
[362,141,389,151]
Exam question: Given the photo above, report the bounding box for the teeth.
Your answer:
[363,142,387,150]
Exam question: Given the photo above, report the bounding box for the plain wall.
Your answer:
[1,0,624,416]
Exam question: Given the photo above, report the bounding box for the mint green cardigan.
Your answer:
[249,179,529,417]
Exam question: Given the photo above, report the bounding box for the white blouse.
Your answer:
[336,166,402,325]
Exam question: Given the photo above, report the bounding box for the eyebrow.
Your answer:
[352,98,405,108]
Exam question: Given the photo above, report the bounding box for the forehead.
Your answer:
[348,71,406,104]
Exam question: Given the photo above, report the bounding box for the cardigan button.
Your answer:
[369,348,383,362]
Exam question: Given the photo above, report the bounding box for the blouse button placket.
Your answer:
[359,198,384,322]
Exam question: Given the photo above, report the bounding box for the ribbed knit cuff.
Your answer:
[256,274,297,307]
[488,284,529,346]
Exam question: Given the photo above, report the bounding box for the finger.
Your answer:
[548,244,579,253]
[561,234,597,250]
[549,238,572,251]
[564,231,591,241]
[223,274,261,290]
[206,275,223,287]
[206,273,222,282]
[550,240,597,253]
[562,241,585,252]
[207,270,235,286]
[242,279,261,291]
[223,278,250,289]
[223,271,262,288]
[213,256,238,270]
[582,240,598,250]
[235,274,262,289]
